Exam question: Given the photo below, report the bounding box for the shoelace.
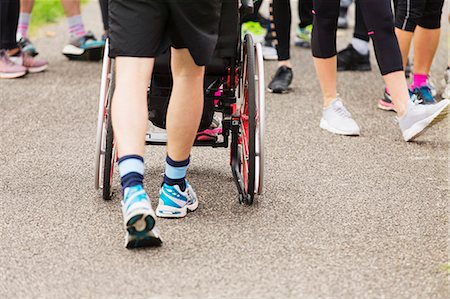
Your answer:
[333,100,352,118]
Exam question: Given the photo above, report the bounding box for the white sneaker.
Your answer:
[157,181,198,218]
[441,68,450,99]
[398,99,449,141]
[262,45,278,61]
[121,185,162,248]
[320,99,361,136]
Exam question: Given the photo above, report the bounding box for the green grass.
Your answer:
[29,0,89,35]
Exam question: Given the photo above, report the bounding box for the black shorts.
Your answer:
[395,0,444,32]
[109,0,222,66]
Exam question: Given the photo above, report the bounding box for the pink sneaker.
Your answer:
[0,51,27,79]
[11,52,48,73]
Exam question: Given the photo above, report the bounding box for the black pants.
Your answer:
[0,0,19,50]
[99,0,109,31]
[312,0,403,75]
[395,0,444,32]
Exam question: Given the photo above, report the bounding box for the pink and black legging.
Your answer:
[311,0,403,76]
[0,0,19,50]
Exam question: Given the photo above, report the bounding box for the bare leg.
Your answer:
[20,0,35,13]
[60,0,81,17]
[394,28,413,70]
[112,57,154,157]
[382,71,408,116]
[166,48,205,161]
[313,57,337,108]
[413,26,440,75]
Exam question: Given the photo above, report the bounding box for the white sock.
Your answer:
[351,38,369,55]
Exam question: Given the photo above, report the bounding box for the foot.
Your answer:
[241,21,267,44]
[121,185,162,248]
[17,37,38,57]
[410,84,437,105]
[62,31,105,61]
[295,24,312,48]
[337,44,371,72]
[157,181,198,218]
[10,51,48,73]
[0,50,27,79]
[399,99,449,141]
[338,8,349,29]
[320,99,360,136]
[268,66,293,93]
[378,89,396,111]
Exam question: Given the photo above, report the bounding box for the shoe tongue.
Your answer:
[332,99,344,108]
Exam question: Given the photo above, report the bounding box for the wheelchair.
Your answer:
[94,0,265,205]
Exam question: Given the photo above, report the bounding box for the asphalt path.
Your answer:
[1,1,449,298]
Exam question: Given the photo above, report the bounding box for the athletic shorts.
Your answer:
[109,0,222,66]
[395,0,444,32]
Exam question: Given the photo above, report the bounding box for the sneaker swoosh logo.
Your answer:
[161,188,188,207]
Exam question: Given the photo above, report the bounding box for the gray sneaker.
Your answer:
[399,99,449,141]
[320,99,360,136]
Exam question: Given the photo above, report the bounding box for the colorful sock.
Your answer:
[17,13,31,39]
[118,155,144,191]
[351,37,369,55]
[163,156,189,191]
[411,73,428,89]
[67,15,87,38]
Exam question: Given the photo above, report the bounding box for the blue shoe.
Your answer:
[62,31,105,61]
[410,85,437,105]
[121,185,162,248]
[156,181,198,218]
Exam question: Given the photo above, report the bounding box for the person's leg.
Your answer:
[338,0,352,29]
[337,0,371,72]
[360,0,449,141]
[0,0,27,78]
[17,0,34,39]
[60,0,87,38]
[295,0,313,48]
[268,0,294,93]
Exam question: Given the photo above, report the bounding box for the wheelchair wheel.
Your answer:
[239,34,257,204]
[94,40,116,200]
[254,42,265,195]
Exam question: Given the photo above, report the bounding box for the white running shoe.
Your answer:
[121,185,162,248]
[398,99,449,141]
[156,181,198,218]
[262,45,278,61]
[441,68,450,99]
[320,99,361,136]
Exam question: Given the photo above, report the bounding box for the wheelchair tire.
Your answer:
[102,61,115,200]
[240,34,257,204]
[254,42,265,195]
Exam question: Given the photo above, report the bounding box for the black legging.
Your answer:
[271,0,291,61]
[99,0,109,31]
[312,0,403,75]
[0,0,19,50]
[299,0,313,28]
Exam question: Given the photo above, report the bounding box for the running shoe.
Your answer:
[10,51,48,73]
[17,37,38,57]
[441,68,450,99]
[262,44,278,61]
[410,85,437,105]
[0,50,27,79]
[399,99,449,141]
[241,21,267,44]
[156,181,198,218]
[268,66,293,93]
[121,185,162,248]
[378,89,395,111]
[428,76,437,97]
[320,99,360,136]
[62,31,105,61]
[337,44,371,72]
[295,25,312,48]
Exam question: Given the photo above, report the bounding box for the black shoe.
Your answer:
[268,66,293,94]
[337,44,371,72]
[17,37,38,57]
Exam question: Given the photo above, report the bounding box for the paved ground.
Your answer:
[1,1,449,298]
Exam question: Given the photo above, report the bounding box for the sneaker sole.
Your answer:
[320,118,360,136]
[28,64,48,73]
[156,199,199,218]
[0,71,27,79]
[267,87,290,94]
[402,102,449,142]
[62,46,104,61]
[263,55,278,61]
[377,100,396,111]
[125,214,162,248]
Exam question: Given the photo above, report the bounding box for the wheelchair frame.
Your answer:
[94,4,265,205]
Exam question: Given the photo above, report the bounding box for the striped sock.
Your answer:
[118,155,145,192]
[67,15,87,38]
[163,156,189,191]
[17,13,31,39]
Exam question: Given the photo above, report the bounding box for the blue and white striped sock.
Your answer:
[163,156,189,191]
[118,155,144,192]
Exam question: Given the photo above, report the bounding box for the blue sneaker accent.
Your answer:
[159,184,189,208]
[411,85,436,105]
[123,185,148,212]
[156,181,198,218]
